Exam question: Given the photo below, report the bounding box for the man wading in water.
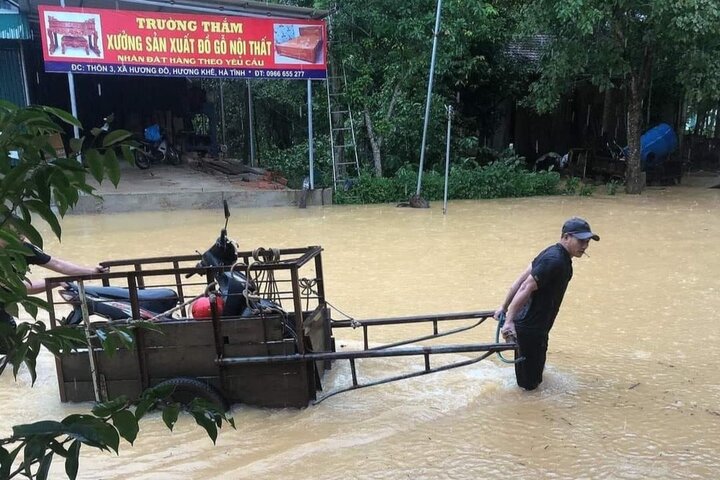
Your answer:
[494,217,599,390]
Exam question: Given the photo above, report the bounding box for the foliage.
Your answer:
[1,386,234,480]
[0,101,133,318]
[578,183,595,196]
[261,135,334,189]
[0,102,234,479]
[214,1,532,181]
[334,155,561,204]
[330,0,521,174]
[519,0,720,192]
[562,177,580,196]
[605,180,620,196]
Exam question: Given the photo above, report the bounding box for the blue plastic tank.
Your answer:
[640,123,677,169]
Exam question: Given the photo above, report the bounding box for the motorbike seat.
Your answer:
[84,285,178,302]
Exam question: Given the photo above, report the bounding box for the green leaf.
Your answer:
[36,451,54,480]
[103,149,120,187]
[9,214,44,246]
[25,199,62,240]
[134,398,155,420]
[65,440,80,480]
[120,145,135,164]
[61,415,120,453]
[0,446,11,480]
[42,106,82,128]
[23,299,39,318]
[162,404,180,431]
[111,409,139,444]
[84,149,104,183]
[52,158,86,172]
[47,439,69,458]
[91,396,128,418]
[34,167,52,205]
[0,161,32,198]
[132,320,164,334]
[13,421,66,437]
[112,327,135,349]
[102,130,132,147]
[23,342,38,385]
[191,410,218,444]
[100,330,119,357]
[23,435,49,469]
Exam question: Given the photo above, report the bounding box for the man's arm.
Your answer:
[26,258,108,294]
[42,257,107,277]
[495,264,532,319]
[501,274,538,339]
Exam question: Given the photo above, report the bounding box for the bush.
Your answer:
[261,136,333,189]
[579,183,595,196]
[335,155,561,204]
[606,179,620,195]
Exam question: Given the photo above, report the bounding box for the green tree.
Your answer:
[0,101,233,479]
[520,0,720,193]
[330,0,501,175]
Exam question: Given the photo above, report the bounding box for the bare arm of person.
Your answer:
[25,258,108,294]
[495,264,532,319]
[500,274,538,339]
[42,257,107,277]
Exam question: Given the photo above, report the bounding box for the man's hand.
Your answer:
[495,308,516,342]
[500,321,516,342]
[94,265,109,274]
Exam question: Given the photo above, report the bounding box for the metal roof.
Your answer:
[13,0,330,20]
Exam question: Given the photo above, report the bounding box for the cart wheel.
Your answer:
[154,377,229,411]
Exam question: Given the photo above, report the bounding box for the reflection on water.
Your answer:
[2,184,720,479]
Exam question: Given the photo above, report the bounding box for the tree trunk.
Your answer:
[694,107,707,136]
[626,88,644,194]
[601,87,614,137]
[364,109,382,175]
[714,101,720,138]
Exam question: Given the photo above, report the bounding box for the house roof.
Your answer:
[505,35,551,64]
[13,0,330,20]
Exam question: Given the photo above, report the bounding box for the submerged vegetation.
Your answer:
[335,158,561,204]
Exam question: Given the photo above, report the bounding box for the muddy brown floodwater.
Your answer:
[2,182,719,479]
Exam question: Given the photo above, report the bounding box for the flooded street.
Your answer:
[2,183,720,479]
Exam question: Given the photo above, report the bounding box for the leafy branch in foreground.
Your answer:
[0,101,134,318]
[1,102,235,479]
[0,385,235,480]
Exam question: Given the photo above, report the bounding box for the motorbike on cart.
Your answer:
[59,201,278,326]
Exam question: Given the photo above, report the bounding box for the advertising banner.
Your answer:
[38,6,327,79]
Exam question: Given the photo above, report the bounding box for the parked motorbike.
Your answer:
[59,201,284,326]
[607,141,626,162]
[134,124,181,170]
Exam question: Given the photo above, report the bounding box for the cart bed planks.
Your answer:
[58,309,330,408]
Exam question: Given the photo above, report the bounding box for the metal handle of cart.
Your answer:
[216,310,519,403]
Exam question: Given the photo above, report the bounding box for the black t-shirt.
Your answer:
[23,242,51,266]
[514,243,573,333]
[0,242,51,324]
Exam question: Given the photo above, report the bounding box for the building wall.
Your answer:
[0,41,27,106]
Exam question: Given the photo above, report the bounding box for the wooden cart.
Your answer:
[46,247,515,409]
